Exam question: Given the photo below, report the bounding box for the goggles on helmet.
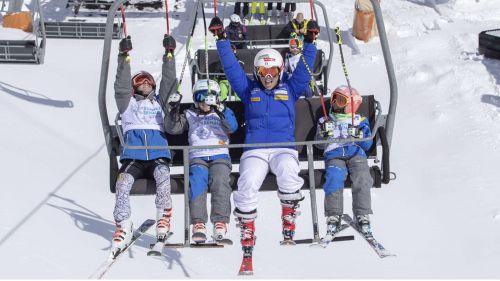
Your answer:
[132,73,155,87]
[193,90,219,105]
[289,38,301,50]
[332,92,348,108]
[256,66,280,78]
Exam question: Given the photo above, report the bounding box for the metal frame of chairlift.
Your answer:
[0,0,46,63]
[98,0,397,246]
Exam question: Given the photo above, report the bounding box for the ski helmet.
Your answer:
[230,14,241,24]
[253,48,284,80]
[289,35,303,50]
[192,79,221,107]
[131,71,156,94]
[331,85,362,114]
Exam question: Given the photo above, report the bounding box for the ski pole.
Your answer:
[165,0,170,35]
[120,3,127,37]
[335,27,354,126]
[309,0,314,20]
[300,55,328,121]
[213,0,216,17]
[201,0,210,89]
[176,0,199,93]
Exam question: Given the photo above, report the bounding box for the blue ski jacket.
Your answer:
[216,39,317,150]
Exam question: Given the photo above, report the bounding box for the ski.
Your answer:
[311,223,351,248]
[279,239,296,246]
[238,247,253,275]
[211,236,234,245]
[147,232,174,256]
[342,214,396,258]
[191,232,207,243]
[90,219,155,279]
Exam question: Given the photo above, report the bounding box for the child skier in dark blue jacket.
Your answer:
[315,85,374,242]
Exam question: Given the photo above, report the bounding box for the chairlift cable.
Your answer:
[165,0,170,35]
[120,3,127,37]
[176,0,199,92]
[335,27,355,127]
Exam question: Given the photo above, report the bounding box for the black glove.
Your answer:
[119,35,132,55]
[208,16,226,40]
[168,92,182,107]
[304,20,320,43]
[163,34,176,55]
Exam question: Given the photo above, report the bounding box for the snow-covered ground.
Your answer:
[1,0,500,278]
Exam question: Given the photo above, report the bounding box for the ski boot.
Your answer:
[111,218,133,257]
[355,214,373,238]
[280,201,301,245]
[213,221,227,241]
[156,208,172,241]
[237,217,256,275]
[326,215,342,236]
[192,222,207,243]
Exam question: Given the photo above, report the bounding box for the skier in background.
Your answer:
[207,15,320,251]
[225,14,248,49]
[315,86,374,241]
[110,34,177,254]
[283,36,313,97]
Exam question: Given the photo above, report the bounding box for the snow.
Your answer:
[1,0,500,278]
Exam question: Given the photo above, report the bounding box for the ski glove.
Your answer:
[168,92,182,107]
[304,20,320,43]
[119,35,133,55]
[348,125,364,139]
[319,120,334,137]
[209,16,226,40]
[163,34,176,55]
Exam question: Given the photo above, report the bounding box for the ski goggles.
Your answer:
[256,66,280,78]
[289,38,302,50]
[132,74,155,87]
[332,93,348,108]
[193,90,219,105]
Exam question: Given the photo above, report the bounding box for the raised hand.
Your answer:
[119,35,133,55]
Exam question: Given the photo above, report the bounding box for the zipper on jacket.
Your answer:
[144,130,149,160]
[267,91,270,142]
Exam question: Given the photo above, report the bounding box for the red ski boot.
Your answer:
[237,218,255,275]
[280,202,300,245]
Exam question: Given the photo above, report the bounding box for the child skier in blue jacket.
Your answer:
[165,79,238,244]
[208,16,320,254]
[315,86,374,242]
[110,35,177,255]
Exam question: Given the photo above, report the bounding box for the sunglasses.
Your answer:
[332,93,348,108]
[257,66,280,78]
[133,74,154,87]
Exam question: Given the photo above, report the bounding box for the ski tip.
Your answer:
[147,251,162,257]
[279,240,296,246]
[238,270,254,276]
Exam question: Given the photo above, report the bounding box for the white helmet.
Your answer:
[230,14,241,24]
[192,79,221,107]
[253,48,284,80]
